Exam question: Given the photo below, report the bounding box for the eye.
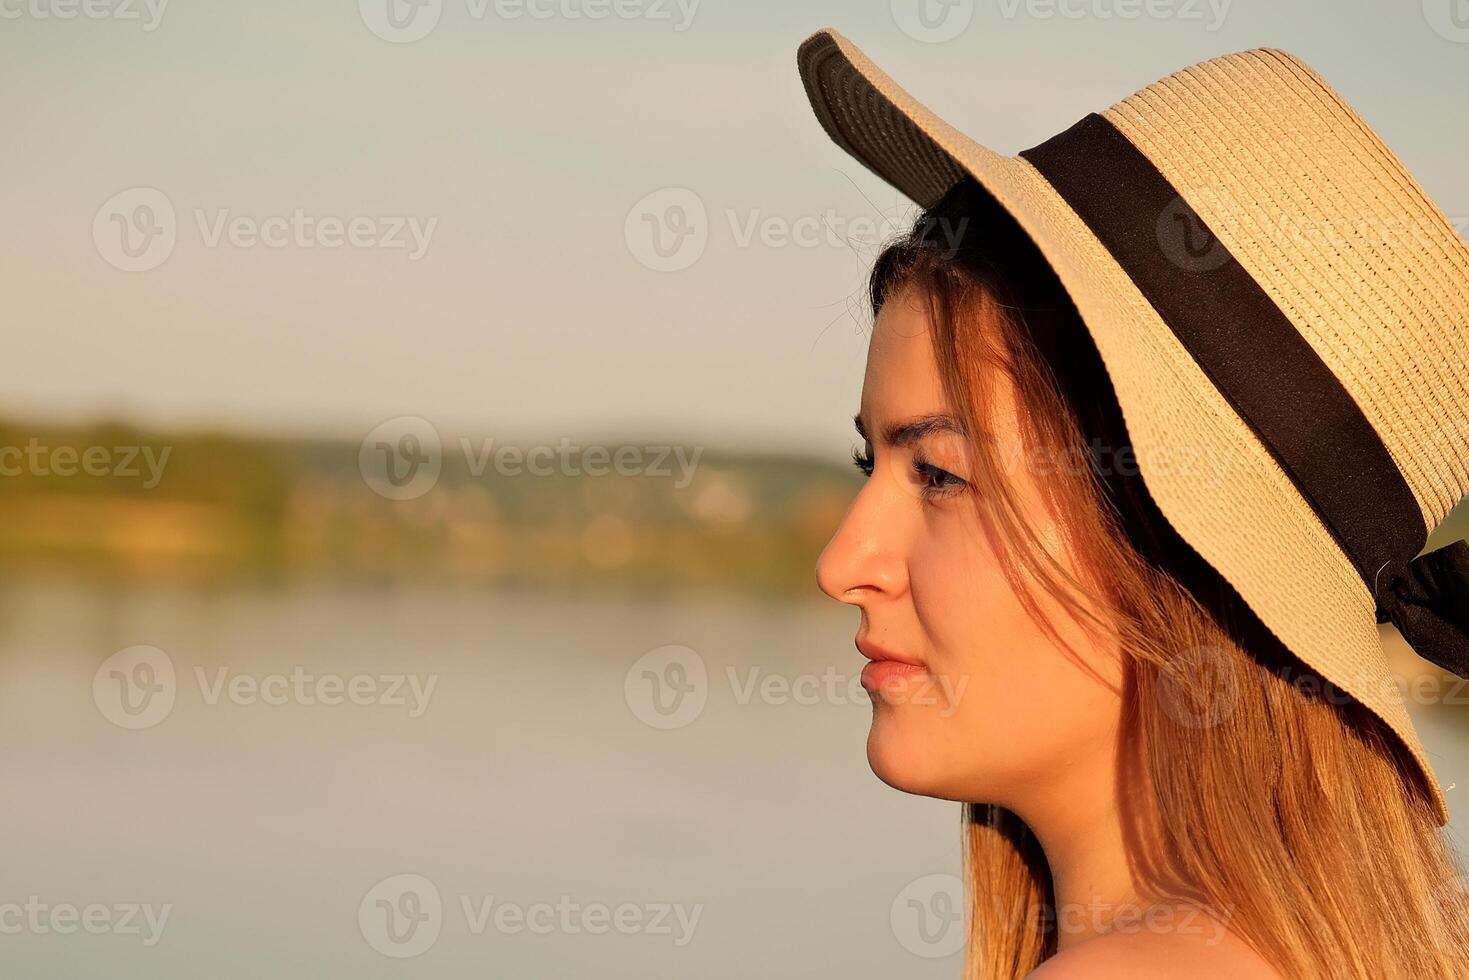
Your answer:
[851,444,874,477]
[912,456,966,500]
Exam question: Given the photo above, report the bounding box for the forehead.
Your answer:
[861,286,945,421]
[861,284,1021,438]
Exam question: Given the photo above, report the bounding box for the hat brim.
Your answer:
[797,27,1448,824]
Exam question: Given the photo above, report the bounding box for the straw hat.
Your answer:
[796,28,1469,824]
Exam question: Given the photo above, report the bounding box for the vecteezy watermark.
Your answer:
[1390,671,1469,708]
[359,875,442,958]
[92,645,177,730]
[92,646,438,730]
[1424,0,1469,42]
[1287,662,1469,713]
[357,0,444,42]
[869,431,1237,507]
[357,416,705,501]
[1148,644,1469,731]
[0,438,170,488]
[0,898,172,946]
[0,0,168,30]
[1157,186,1469,273]
[193,209,435,260]
[1003,436,1232,486]
[891,873,965,958]
[357,874,702,959]
[890,0,975,43]
[359,417,444,501]
[623,189,934,273]
[92,187,176,272]
[892,0,1230,40]
[1037,898,1231,944]
[461,438,702,488]
[624,188,708,273]
[358,0,699,43]
[889,873,1233,958]
[92,187,437,272]
[622,646,970,730]
[193,666,436,716]
[1157,192,1233,272]
[624,645,710,729]
[1155,644,1238,730]
[996,0,1231,29]
[1266,209,1469,253]
[988,893,1233,945]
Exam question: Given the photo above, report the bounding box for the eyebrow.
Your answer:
[853,412,967,448]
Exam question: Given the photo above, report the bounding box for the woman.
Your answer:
[799,29,1469,979]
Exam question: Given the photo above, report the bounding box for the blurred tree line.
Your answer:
[0,419,859,596]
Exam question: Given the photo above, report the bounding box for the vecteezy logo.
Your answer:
[890,0,974,43]
[891,873,965,958]
[624,188,708,273]
[93,645,177,730]
[1156,644,1238,730]
[1424,0,1469,40]
[623,645,708,729]
[358,416,443,500]
[358,0,443,42]
[1156,192,1232,272]
[93,188,177,272]
[358,873,443,958]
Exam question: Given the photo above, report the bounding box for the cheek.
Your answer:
[895,517,1121,797]
[912,525,1055,730]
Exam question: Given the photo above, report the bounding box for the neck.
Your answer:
[1008,747,1139,951]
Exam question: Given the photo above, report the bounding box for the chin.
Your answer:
[864,705,1017,805]
[865,707,964,801]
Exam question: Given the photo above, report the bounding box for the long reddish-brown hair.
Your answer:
[868,177,1469,978]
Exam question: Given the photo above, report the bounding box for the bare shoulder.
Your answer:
[1024,919,1282,979]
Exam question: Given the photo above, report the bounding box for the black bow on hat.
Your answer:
[1376,539,1469,679]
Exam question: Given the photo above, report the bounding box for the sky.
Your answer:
[3,0,1467,461]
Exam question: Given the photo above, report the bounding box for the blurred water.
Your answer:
[0,580,961,979]
[0,580,1464,978]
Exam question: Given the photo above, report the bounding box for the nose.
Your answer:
[816,477,909,605]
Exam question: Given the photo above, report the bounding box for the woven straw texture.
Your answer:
[797,28,1469,825]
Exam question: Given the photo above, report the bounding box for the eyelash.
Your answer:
[851,446,967,501]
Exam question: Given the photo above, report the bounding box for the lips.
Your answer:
[855,636,924,666]
[855,636,927,692]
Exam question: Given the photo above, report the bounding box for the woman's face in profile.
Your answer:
[816,284,1123,809]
